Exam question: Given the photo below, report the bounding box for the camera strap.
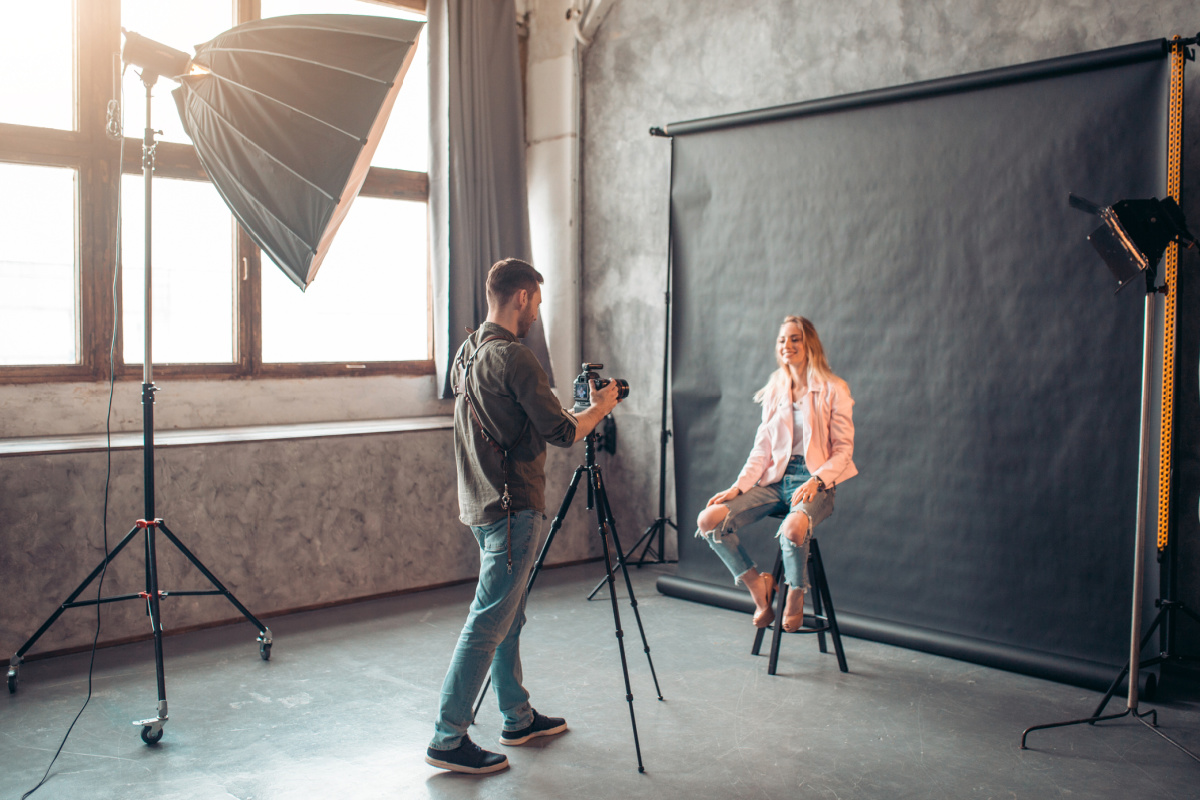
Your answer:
[453,335,529,573]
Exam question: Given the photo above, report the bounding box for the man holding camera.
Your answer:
[426,258,621,774]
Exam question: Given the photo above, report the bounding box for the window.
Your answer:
[0,164,77,366]
[0,0,431,381]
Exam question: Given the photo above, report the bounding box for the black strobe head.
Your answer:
[1069,193,1196,291]
[122,30,192,83]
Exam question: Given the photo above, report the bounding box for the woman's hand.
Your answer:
[707,487,741,507]
[790,477,822,507]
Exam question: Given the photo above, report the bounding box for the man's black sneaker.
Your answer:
[425,736,509,774]
[499,711,568,746]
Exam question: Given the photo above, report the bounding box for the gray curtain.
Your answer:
[429,0,554,398]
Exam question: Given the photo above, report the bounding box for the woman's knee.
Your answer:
[780,513,809,546]
[697,504,730,533]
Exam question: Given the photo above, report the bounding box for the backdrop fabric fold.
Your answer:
[429,0,553,398]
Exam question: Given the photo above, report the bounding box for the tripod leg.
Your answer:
[596,482,664,700]
[594,475,646,773]
[472,466,587,724]
[586,521,646,600]
[11,524,144,670]
[156,523,269,634]
[633,521,662,564]
[135,523,168,744]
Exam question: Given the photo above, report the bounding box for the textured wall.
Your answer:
[0,432,599,657]
[581,0,1200,652]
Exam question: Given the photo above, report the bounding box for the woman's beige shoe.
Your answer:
[752,574,777,628]
[782,590,806,632]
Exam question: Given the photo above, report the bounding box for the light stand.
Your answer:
[6,69,272,746]
[631,126,679,568]
[583,128,678,601]
[1021,182,1199,760]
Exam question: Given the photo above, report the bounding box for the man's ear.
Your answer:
[514,288,530,309]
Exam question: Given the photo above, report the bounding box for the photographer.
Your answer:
[425,258,621,775]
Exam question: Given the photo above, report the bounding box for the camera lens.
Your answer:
[614,379,630,400]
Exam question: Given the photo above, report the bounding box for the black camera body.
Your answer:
[573,362,629,413]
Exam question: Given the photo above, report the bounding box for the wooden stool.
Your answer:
[751,537,848,675]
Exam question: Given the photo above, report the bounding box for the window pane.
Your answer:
[0,164,77,365]
[121,1,234,145]
[262,198,427,363]
[260,0,428,172]
[0,2,74,130]
[121,176,235,364]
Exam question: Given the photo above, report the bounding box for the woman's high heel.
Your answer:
[782,590,806,632]
[752,574,777,628]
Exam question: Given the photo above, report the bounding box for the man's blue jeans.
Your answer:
[429,509,542,751]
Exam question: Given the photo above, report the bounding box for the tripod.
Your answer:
[5,73,271,746]
[472,432,664,772]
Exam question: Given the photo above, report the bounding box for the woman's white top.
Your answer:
[790,394,812,457]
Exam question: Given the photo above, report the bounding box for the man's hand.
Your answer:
[589,379,620,417]
[572,379,622,442]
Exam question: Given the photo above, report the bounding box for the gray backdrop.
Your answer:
[662,42,1171,682]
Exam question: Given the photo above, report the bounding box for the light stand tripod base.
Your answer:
[134,701,169,745]
[585,516,678,601]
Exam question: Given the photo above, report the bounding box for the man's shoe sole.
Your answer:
[424,754,510,774]
[499,721,568,746]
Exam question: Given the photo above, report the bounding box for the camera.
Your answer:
[573,362,629,412]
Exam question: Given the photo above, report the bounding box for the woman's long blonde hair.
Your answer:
[753,316,839,406]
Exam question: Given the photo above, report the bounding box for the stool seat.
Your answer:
[750,536,848,675]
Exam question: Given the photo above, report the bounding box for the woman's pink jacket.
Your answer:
[734,376,857,494]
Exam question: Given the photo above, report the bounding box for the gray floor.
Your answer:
[3,562,1199,799]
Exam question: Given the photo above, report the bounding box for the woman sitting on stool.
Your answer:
[697,315,857,632]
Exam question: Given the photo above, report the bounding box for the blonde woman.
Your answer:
[697,316,857,632]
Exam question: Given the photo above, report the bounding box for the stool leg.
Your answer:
[811,539,848,673]
[767,556,786,675]
[808,548,828,654]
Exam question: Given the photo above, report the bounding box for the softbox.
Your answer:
[172,14,423,290]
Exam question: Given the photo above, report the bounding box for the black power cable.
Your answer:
[22,69,126,800]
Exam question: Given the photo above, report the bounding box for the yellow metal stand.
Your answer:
[1157,37,1186,552]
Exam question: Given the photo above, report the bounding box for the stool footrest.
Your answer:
[750,537,849,675]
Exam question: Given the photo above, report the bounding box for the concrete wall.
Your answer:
[1,428,599,657]
[578,0,1200,653]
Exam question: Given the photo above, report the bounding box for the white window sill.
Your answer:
[0,416,454,457]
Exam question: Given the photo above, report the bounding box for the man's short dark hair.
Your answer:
[486,258,544,308]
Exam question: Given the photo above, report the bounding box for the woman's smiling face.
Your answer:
[777,321,807,372]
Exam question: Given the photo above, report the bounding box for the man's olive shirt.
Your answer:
[454,322,577,526]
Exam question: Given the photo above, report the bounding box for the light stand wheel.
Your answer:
[140,725,164,745]
[7,668,16,694]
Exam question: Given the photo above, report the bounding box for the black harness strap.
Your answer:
[453,335,529,573]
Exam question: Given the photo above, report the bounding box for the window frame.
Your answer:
[0,0,432,385]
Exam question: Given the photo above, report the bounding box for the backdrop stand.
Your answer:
[584,128,678,602]
[1020,274,1199,764]
[6,74,272,746]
